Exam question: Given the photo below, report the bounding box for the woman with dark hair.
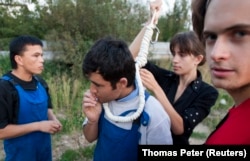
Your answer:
[129,0,218,144]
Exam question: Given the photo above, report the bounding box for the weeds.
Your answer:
[0,56,234,160]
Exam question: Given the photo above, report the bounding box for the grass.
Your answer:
[59,145,95,161]
[191,131,208,140]
[0,56,234,160]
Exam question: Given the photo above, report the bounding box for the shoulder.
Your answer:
[200,81,218,94]
[144,96,164,111]
[34,75,48,88]
[0,77,17,97]
[144,95,170,120]
[0,76,16,90]
[196,72,218,94]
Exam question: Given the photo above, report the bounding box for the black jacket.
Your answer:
[144,62,219,144]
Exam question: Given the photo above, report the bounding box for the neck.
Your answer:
[118,85,135,100]
[228,85,250,106]
[11,69,32,81]
[179,69,197,87]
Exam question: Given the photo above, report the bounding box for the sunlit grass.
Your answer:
[0,56,234,158]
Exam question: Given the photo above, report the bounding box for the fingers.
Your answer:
[83,90,98,107]
[139,69,156,91]
[140,68,151,77]
[149,0,163,24]
[82,89,102,122]
[150,0,163,11]
[49,121,62,133]
[39,121,62,134]
[50,118,62,132]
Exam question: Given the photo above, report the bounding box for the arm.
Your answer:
[48,109,62,132]
[153,84,184,135]
[83,120,99,143]
[129,0,162,59]
[129,25,148,59]
[0,122,38,140]
[0,120,63,140]
[0,82,62,139]
[82,90,102,143]
[180,85,219,132]
[140,68,184,135]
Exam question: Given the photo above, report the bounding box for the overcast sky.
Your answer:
[26,0,176,15]
[131,0,176,15]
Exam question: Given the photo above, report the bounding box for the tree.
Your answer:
[157,0,190,41]
[37,0,148,78]
[0,0,45,49]
[0,0,191,78]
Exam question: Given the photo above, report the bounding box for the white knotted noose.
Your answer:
[103,10,159,123]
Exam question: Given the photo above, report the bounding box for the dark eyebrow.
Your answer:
[90,80,104,87]
[224,24,250,32]
[91,81,100,86]
[203,24,250,36]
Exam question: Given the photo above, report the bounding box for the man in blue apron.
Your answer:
[82,37,173,161]
[0,35,62,161]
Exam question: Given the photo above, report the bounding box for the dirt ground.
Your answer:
[0,132,92,161]
[0,123,209,161]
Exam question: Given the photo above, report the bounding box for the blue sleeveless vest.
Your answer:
[2,76,52,161]
[93,91,150,161]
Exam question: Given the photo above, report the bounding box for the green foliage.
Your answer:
[37,0,148,78]
[0,0,213,157]
[0,55,10,75]
[0,50,234,159]
[59,145,95,161]
[1,0,191,78]
[0,1,45,40]
[60,149,80,161]
[79,145,96,159]
[191,131,207,139]
[158,0,190,41]
[201,89,233,131]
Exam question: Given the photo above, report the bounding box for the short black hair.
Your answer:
[82,36,135,89]
[9,35,43,69]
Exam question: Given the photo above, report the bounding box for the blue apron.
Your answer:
[93,91,150,161]
[3,76,52,161]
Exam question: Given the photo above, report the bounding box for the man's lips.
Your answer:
[211,67,234,78]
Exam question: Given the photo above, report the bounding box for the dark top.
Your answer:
[0,71,52,128]
[144,62,219,144]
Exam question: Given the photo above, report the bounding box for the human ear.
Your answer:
[14,55,24,66]
[118,77,128,88]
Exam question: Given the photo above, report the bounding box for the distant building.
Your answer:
[148,42,172,60]
[1,41,172,60]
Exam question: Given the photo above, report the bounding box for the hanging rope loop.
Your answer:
[103,10,160,123]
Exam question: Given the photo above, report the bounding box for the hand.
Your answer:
[82,90,102,124]
[150,0,163,12]
[39,120,62,134]
[53,118,62,132]
[149,0,163,24]
[139,68,160,92]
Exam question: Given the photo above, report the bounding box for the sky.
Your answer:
[25,0,176,15]
[131,0,176,15]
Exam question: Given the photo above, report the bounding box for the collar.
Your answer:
[191,70,203,92]
[117,80,139,102]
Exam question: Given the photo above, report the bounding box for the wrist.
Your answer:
[87,120,98,125]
